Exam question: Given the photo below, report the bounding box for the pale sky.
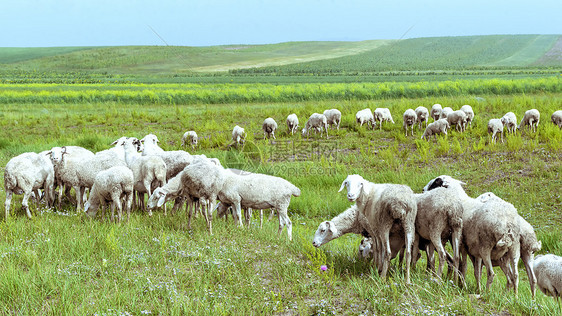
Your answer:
[1,0,561,47]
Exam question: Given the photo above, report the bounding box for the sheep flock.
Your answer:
[3,104,562,305]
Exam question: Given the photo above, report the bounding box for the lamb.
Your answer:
[447,110,468,132]
[232,125,246,146]
[402,109,417,136]
[421,118,450,140]
[312,205,368,247]
[339,175,417,283]
[487,119,504,143]
[430,104,443,121]
[355,108,375,129]
[210,167,300,240]
[460,105,475,128]
[122,139,167,214]
[440,107,453,119]
[302,113,328,139]
[48,146,95,208]
[551,110,562,129]
[181,131,198,149]
[518,109,540,132]
[84,166,134,223]
[423,175,520,292]
[414,189,464,282]
[262,117,278,140]
[415,106,429,129]
[323,109,342,130]
[476,192,542,296]
[374,108,395,130]
[501,112,518,134]
[4,152,55,219]
[533,254,562,303]
[286,113,299,135]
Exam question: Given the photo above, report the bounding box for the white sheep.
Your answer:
[440,107,453,119]
[355,108,375,129]
[430,104,443,121]
[447,110,468,132]
[302,113,328,139]
[323,109,342,130]
[403,109,417,136]
[488,119,504,143]
[415,188,464,282]
[518,109,540,132]
[181,131,198,149]
[211,167,300,240]
[421,118,450,140]
[84,166,134,223]
[460,105,475,128]
[122,139,167,215]
[232,125,246,146]
[339,175,417,283]
[286,113,299,135]
[415,106,429,129]
[501,112,518,134]
[533,254,562,303]
[4,152,55,219]
[423,175,520,292]
[262,117,278,140]
[374,108,395,130]
[551,110,562,129]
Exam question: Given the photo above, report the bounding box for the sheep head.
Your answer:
[312,221,338,247]
[423,175,465,192]
[338,174,365,202]
[147,187,168,209]
[48,146,67,164]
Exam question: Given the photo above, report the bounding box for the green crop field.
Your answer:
[1,35,562,314]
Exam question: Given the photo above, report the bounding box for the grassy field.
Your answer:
[1,79,562,314]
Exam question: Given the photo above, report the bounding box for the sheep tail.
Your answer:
[292,185,301,197]
[4,171,17,190]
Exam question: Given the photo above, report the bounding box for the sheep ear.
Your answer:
[327,221,337,235]
[156,193,167,208]
[338,180,347,192]
[110,139,119,145]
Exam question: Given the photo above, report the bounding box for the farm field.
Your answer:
[1,78,562,314]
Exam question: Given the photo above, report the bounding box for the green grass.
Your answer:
[1,82,562,314]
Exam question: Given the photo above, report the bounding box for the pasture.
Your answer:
[1,78,562,314]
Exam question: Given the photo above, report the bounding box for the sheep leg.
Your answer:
[5,190,13,220]
[451,228,462,284]
[403,226,415,284]
[233,202,243,227]
[481,253,496,291]
[430,232,447,279]
[277,209,292,241]
[111,192,122,223]
[22,190,33,219]
[259,209,263,229]
[473,256,483,292]
[125,191,133,223]
[522,253,537,297]
[205,200,214,235]
[186,200,194,229]
[73,185,83,212]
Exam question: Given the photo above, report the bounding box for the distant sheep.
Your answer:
[262,117,278,140]
[518,109,540,132]
[356,108,375,129]
[415,106,429,129]
[501,112,517,134]
[421,118,450,140]
[440,107,453,119]
[374,108,395,130]
[460,105,475,128]
[551,110,562,129]
[302,113,328,139]
[430,104,442,121]
[181,131,198,149]
[232,125,246,146]
[447,110,468,132]
[286,114,299,135]
[323,109,342,130]
[402,109,417,136]
[488,119,504,143]
[84,166,134,223]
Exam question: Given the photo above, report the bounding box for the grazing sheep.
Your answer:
[421,118,450,140]
[440,107,453,119]
[423,175,520,292]
[213,168,300,240]
[4,152,55,219]
[501,112,518,134]
[262,117,278,140]
[415,106,429,129]
[84,166,134,223]
[518,109,540,132]
[460,105,475,128]
[415,189,464,282]
[403,109,417,136]
[551,110,562,129]
[339,175,417,283]
[355,108,375,129]
[181,131,198,149]
[477,192,542,296]
[232,125,246,146]
[323,109,342,130]
[48,146,95,208]
[374,108,395,130]
[312,205,368,247]
[431,104,443,121]
[122,139,167,215]
[302,113,328,139]
[487,119,504,144]
[533,254,562,303]
[286,113,299,135]
[447,110,468,132]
